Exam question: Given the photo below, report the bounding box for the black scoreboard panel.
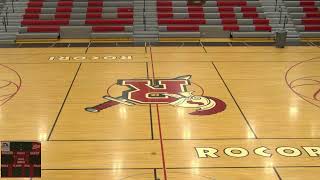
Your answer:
[1,141,41,178]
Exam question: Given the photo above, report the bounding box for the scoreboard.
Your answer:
[1,141,41,178]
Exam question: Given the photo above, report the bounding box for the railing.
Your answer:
[143,0,146,31]
[0,6,8,32]
[278,6,283,24]
[2,16,7,32]
[0,0,16,32]
[5,6,8,25]
[277,4,289,30]
[283,15,288,29]
[11,0,14,13]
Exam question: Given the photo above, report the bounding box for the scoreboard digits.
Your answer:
[1,141,41,178]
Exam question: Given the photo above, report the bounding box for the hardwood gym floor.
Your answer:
[0,44,319,179]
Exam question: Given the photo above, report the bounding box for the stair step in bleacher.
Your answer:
[286,0,320,37]
[159,25,272,32]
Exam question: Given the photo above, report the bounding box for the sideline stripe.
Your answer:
[47,63,82,140]
[149,45,168,180]
[211,61,258,138]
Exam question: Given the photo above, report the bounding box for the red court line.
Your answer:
[0,64,22,107]
[149,46,168,180]
[285,57,320,108]
[156,104,168,179]
[314,89,320,101]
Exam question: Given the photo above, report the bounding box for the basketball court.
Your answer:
[0,43,319,179]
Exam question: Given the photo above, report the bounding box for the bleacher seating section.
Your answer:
[285,0,320,38]
[0,0,319,41]
[14,0,134,39]
[156,0,273,38]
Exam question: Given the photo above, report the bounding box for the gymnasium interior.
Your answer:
[0,0,319,179]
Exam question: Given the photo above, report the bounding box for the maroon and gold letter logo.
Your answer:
[85,75,226,115]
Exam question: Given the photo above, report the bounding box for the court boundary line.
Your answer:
[147,51,320,54]
[153,169,158,180]
[146,62,155,140]
[145,42,148,54]
[150,45,168,180]
[200,41,207,53]
[0,62,148,64]
[6,50,315,56]
[156,104,167,180]
[49,139,153,141]
[47,63,82,141]
[40,166,320,171]
[85,42,91,54]
[161,137,320,140]
[149,104,154,140]
[211,61,258,138]
[166,166,320,169]
[273,167,282,180]
[0,61,314,65]
[48,137,320,141]
[0,51,318,54]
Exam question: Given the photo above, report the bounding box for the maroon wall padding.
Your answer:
[27,2,43,7]
[189,13,205,18]
[158,13,174,18]
[188,6,204,12]
[221,19,237,24]
[55,14,71,19]
[305,25,320,31]
[87,7,103,13]
[217,1,247,6]
[118,13,133,18]
[85,19,133,25]
[27,26,60,32]
[25,8,42,13]
[157,7,173,12]
[241,7,256,12]
[167,26,199,31]
[157,1,172,6]
[92,26,125,32]
[306,13,320,18]
[243,13,259,18]
[57,1,73,6]
[219,7,234,12]
[255,25,272,31]
[158,19,206,24]
[253,18,269,24]
[220,13,236,18]
[302,19,320,24]
[86,13,102,18]
[303,7,318,12]
[118,8,133,13]
[23,14,40,19]
[300,1,315,6]
[56,7,72,12]
[88,1,103,6]
[21,20,69,25]
[223,25,239,31]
